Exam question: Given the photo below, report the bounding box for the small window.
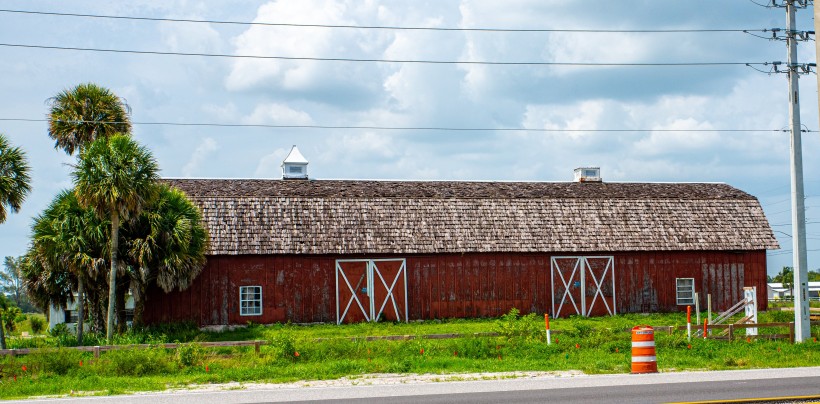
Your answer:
[288,165,303,174]
[240,286,262,316]
[584,169,598,177]
[676,278,695,305]
[64,310,78,323]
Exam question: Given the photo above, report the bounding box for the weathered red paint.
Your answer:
[143,250,768,326]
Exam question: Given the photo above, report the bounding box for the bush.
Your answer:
[29,316,45,334]
[176,343,205,367]
[100,348,172,376]
[26,348,85,376]
[495,308,540,340]
[48,323,79,346]
[269,332,298,360]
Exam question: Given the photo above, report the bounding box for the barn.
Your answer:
[144,150,779,326]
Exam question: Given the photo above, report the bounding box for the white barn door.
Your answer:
[551,256,616,317]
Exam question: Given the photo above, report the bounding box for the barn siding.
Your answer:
[144,250,768,326]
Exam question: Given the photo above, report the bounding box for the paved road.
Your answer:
[13,367,820,404]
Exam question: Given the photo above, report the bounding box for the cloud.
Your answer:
[182,138,218,177]
[241,103,314,125]
[254,147,290,178]
[225,0,388,106]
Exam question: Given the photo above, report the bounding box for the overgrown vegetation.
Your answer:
[1,310,818,399]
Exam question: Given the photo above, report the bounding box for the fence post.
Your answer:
[728,324,734,341]
[93,346,100,359]
[789,322,795,344]
[254,341,261,354]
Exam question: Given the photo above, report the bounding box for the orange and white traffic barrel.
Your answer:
[631,325,658,374]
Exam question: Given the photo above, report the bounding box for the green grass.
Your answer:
[1,310,819,399]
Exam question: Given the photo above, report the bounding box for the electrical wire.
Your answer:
[0,43,771,67]
[0,9,767,34]
[0,118,809,133]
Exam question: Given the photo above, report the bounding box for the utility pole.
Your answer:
[784,0,810,342]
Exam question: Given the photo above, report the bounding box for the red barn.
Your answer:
[144,168,778,326]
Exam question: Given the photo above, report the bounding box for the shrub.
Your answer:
[176,343,205,367]
[29,316,45,334]
[48,323,77,346]
[26,348,84,376]
[100,348,172,376]
[269,332,298,360]
[495,308,540,340]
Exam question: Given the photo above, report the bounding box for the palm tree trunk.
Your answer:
[106,211,119,343]
[116,283,126,334]
[0,311,6,350]
[132,277,146,329]
[76,278,85,346]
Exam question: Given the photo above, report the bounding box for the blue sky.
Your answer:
[0,0,818,277]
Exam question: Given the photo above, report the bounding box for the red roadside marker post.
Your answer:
[687,306,692,341]
[545,313,552,345]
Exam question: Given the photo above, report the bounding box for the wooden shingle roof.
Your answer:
[164,179,779,255]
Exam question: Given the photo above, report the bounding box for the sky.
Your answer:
[0,0,818,278]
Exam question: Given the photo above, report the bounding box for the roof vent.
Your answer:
[282,145,309,180]
[574,167,601,183]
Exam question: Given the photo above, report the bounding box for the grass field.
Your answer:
[1,309,819,399]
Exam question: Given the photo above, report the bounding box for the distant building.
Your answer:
[767,282,820,300]
[49,297,134,332]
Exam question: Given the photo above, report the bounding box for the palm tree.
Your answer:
[73,135,159,342]
[0,133,31,224]
[122,184,209,327]
[0,294,10,349]
[47,83,131,156]
[29,190,109,344]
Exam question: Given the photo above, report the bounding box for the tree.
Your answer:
[29,190,109,344]
[0,133,31,224]
[73,135,158,342]
[772,266,795,294]
[1,257,23,306]
[1,256,37,313]
[47,83,131,156]
[0,294,10,349]
[122,184,208,327]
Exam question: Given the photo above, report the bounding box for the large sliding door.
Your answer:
[551,256,616,317]
[336,259,407,324]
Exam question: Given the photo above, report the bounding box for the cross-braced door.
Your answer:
[336,259,407,324]
[551,256,616,317]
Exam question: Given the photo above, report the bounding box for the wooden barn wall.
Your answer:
[143,250,768,326]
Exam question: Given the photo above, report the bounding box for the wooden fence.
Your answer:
[1,320,817,357]
[0,340,267,358]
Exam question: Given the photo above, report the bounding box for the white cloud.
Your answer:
[225,0,386,93]
[254,147,289,178]
[242,103,314,125]
[182,138,218,177]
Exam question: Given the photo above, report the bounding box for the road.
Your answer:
[12,367,820,404]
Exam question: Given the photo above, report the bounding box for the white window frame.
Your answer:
[239,286,263,316]
[676,278,695,305]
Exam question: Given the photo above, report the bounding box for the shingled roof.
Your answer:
[164,179,779,255]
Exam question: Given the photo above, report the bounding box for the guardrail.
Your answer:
[0,340,267,358]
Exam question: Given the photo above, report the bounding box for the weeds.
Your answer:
[0,309,818,399]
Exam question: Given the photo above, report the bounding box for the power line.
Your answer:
[0,9,765,34]
[0,43,771,67]
[0,118,809,133]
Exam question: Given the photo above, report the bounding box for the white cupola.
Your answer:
[281,145,309,180]
[573,167,601,182]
